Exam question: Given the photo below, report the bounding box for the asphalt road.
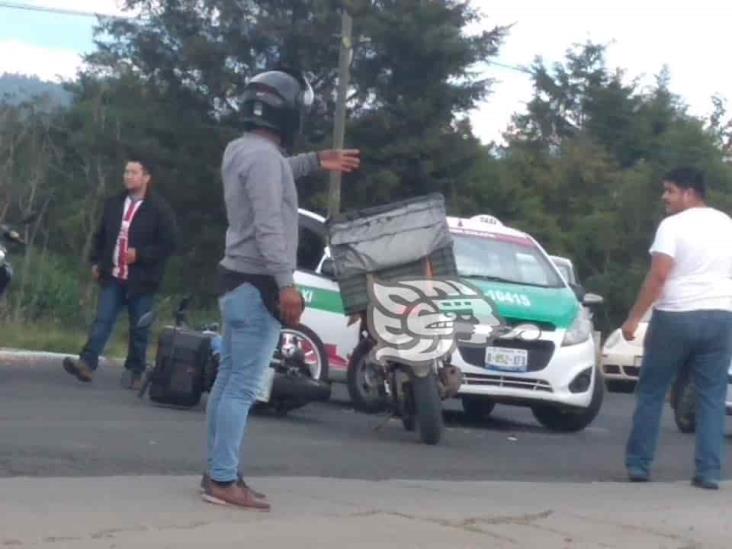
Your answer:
[1,353,730,482]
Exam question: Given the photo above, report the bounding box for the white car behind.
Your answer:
[601,311,732,425]
[600,310,652,391]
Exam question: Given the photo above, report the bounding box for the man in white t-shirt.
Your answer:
[623,167,732,490]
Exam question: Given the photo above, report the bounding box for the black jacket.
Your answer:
[90,190,178,296]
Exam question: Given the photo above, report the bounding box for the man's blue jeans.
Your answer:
[80,278,154,373]
[206,283,281,483]
[626,309,732,482]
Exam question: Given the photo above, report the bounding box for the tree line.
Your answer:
[1,0,730,335]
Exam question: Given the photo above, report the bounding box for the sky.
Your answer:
[1,0,731,144]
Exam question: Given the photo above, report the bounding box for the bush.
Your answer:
[2,250,84,326]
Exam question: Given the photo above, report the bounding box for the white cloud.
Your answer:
[24,0,133,17]
[468,0,732,144]
[3,0,731,145]
[0,40,82,82]
[0,1,138,81]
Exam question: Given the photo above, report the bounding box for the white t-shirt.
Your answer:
[650,207,732,312]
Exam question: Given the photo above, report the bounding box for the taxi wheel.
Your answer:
[532,366,604,432]
[461,397,496,421]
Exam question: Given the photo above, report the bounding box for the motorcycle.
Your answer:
[347,311,462,446]
[137,297,331,415]
[328,193,462,445]
[0,223,26,300]
[670,358,732,434]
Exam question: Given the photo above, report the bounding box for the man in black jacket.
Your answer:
[63,156,178,388]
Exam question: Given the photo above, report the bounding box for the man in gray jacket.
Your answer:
[201,69,359,510]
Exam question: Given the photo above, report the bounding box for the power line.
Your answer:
[486,61,533,75]
[1,1,531,78]
[0,1,132,19]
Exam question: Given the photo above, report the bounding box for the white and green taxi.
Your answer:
[292,209,604,432]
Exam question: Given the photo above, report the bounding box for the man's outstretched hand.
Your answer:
[318,149,360,173]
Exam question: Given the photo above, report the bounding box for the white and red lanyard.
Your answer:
[113,198,143,280]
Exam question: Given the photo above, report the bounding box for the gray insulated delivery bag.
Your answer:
[326,193,458,315]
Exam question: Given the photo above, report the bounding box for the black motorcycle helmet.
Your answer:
[239,68,314,148]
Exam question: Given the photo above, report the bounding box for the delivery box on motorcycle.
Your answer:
[326,194,457,445]
[326,193,458,315]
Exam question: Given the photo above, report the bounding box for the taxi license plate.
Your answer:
[485,347,529,372]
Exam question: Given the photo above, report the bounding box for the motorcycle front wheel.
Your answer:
[409,369,444,445]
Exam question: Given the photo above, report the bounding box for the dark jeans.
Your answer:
[80,278,154,374]
[626,309,732,482]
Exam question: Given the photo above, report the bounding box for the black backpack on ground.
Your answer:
[148,326,212,408]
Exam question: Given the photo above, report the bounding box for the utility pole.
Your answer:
[327,7,353,218]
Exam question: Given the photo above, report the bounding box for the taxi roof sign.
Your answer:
[469,214,503,226]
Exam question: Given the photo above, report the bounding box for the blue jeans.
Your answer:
[206,283,281,483]
[626,309,732,482]
[80,278,154,374]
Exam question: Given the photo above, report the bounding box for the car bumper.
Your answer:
[601,352,642,381]
[452,336,597,408]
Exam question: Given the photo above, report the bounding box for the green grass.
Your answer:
[1,304,220,359]
[1,321,130,358]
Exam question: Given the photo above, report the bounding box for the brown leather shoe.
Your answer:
[62,357,94,383]
[202,482,271,511]
[200,472,266,500]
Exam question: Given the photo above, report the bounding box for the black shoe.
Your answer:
[120,370,143,390]
[691,477,719,490]
[62,357,94,382]
[129,372,143,391]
